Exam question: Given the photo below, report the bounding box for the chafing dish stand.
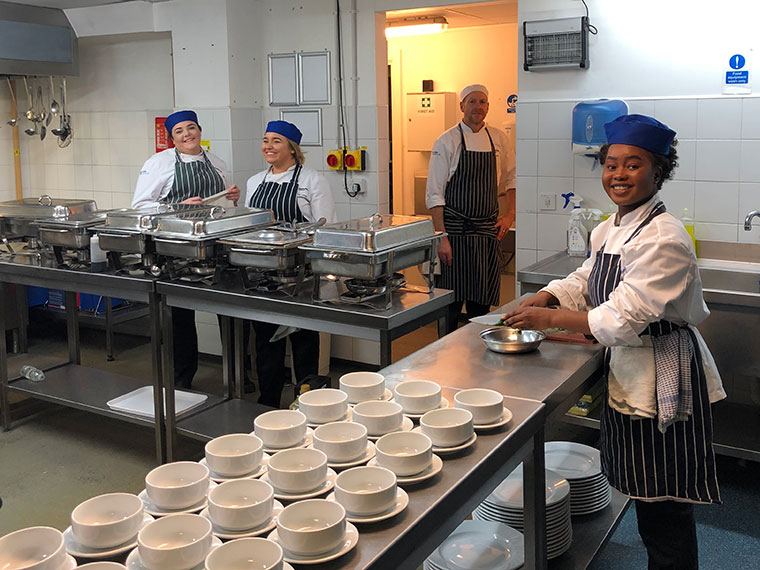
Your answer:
[0,260,167,463]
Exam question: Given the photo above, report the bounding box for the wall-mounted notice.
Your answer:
[723,52,751,95]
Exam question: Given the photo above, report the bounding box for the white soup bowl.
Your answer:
[352,400,403,436]
[334,466,397,516]
[266,448,328,494]
[71,492,144,549]
[339,372,385,403]
[253,410,307,449]
[375,431,433,476]
[420,408,474,448]
[77,563,127,569]
[205,433,264,477]
[313,421,368,463]
[393,380,442,414]
[208,478,274,531]
[0,526,66,570]
[276,499,346,556]
[144,461,209,510]
[137,514,212,570]
[204,537,283,570]
[298,389,348,424]
[454,389,504,425]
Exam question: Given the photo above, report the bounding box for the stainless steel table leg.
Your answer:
[233,318,244,400]
[380,330,391,367]
[149,291,166,464]
[161,296,177,463]
[105,296,114,361]
[0,288,9,431]
[18,285,28,354]
[65,291,80,365]
[523,427,547,570]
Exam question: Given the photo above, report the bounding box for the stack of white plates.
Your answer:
[544,441,611,516]
[423,520,524,570]
[472,466,572,560]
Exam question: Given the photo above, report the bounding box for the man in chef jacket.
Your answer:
[426,84,516,332]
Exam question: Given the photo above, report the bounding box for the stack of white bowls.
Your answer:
[472,465,572,560]
[424,520,524,570]
[0,527,74,570]
[544,441,611,516]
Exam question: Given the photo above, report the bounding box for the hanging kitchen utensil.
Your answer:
[57,77,73,148]
[49,76,59,116]
[24,85,38,137]
[6,78,19,127]
[36,86,46,124]
[22,77,34,121]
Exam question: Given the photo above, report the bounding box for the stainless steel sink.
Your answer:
[698,260,760,307]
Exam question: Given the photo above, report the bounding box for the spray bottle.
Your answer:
[681,208,697,253]
[567,196,589,257]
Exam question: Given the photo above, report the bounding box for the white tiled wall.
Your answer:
[515,96,760,273]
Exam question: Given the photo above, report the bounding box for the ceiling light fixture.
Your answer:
[385,16,448,38]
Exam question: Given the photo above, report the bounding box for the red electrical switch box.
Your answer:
[326,149,343,170]
[344,148,366,171]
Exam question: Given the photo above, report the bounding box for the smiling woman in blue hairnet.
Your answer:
[503,114,726,569]
[243,120,336,406]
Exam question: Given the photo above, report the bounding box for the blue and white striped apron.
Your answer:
[247,164,306,223]
[591,202,720,504]
[164,148,225,203]
[439,125,500,306]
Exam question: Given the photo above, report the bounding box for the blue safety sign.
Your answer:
[729,54,746,69]
[726,71,749,84]
[507,94,517,114]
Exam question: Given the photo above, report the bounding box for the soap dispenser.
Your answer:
[567,196,588,257]
[681,208,696,252]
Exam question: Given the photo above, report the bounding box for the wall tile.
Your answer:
[573,154,602,179]
[73,140,93,165]
[110,166,132,194]
[654,99,697,139]
[92,142,111,166]
[695,141,740,182]
[44,164,59,190]
[739,140,760,182]
[515,213,537,249]
[697,98,742,139]
[111,192,133,209]
[741,98,760,139]
[537,140,573,177]
[110,140,132,167]
[673,140,696,181]
[213,109,232,141]
[516,103,538,140]
[58,164,76,191]
[357,105,378,140]
[573,178,610,213]
[75,165,94,192]
[536,213,567,251]
[90,112,109,139]
[537,176,573,212]
[661,180,695,218]
[739,183,760,221]
[737,224,760,244]
[694,222,738,242]
[92,165,110,192]
[694,181,739,223]
[75,114,92,139]
[516,176,536,213]
[626,99,655,117]
[516,140,537,176]
[537,101,573,139]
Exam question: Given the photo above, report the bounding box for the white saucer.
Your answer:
[200,500,283,540]
[326,441,376,469]
[138,481,217,517]
[268,522,359,565]
[260,429,313,454]
[411,428,477,455]
[261,468,337,501]
[327,487,409,523]
[348,387,393,406]
[60,555,76,570]
[307,408,353,428]
[368,454,443,485]
[473,407,513,431]
[199,455,270,482]
[367,416,414,441]
[64,513,154,558]
[125,537,221,570]
[403,398,451,420]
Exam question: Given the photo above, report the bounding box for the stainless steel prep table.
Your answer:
[156,278,453,457]
[0,259,168,463]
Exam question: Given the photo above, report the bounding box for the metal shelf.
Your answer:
[712,401,760,461]
[176,398,275,441]
[550,489,631,569]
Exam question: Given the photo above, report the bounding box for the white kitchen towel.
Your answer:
[607,337,657,419]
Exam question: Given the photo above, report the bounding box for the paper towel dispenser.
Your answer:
[0,0,78,76]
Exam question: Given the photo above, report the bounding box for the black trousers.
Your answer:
[172,307,198,389]
[252,321,319,408]
[635,500,698,570]
[444,299,491,334]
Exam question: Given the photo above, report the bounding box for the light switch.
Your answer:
[540,193,556,211]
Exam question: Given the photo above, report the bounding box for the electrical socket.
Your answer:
[351,178,367,195]
[539,193,556,211]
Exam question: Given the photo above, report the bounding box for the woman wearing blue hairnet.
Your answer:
[244,121,336,407]
[503,115,725,569]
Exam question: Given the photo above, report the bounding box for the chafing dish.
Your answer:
[0,195,98,252]
[219,228,312,270]
[300,214,443,308]
[35,210,115,250]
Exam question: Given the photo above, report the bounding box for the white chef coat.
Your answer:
[132,148,229,210]
[245,164,337,223]
[542,194,725,403]
[425,121,516,209]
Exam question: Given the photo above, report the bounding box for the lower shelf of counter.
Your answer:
[550,488,631,569]
[175,398,275,441]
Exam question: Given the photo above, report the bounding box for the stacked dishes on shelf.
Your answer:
[472,465,573,560]
[544,441,611,516]
[423,520,524,570]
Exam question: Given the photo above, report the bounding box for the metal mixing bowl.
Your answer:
[479,327,546,354]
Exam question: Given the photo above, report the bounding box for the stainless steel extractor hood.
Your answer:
[0,0,78,76]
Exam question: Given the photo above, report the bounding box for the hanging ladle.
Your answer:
[6,78,19,127]
[49,76,59,117]
[23,77,34,122]
[24,82,38,137]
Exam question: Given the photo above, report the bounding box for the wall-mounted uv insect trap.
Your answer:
[523,17,589,71]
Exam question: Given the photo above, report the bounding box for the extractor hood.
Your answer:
[0,0,78,76]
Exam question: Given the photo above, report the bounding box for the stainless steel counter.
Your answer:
[517,251,587,293]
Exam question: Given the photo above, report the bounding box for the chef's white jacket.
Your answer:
[542,194,726,403]
[425,121,516,209]
[132,148,229,210]
[245,164,337,223]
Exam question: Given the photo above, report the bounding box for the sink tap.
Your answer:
[744,210,760,231]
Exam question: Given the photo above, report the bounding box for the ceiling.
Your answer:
[387,1,518,29]
[1,0,164,8]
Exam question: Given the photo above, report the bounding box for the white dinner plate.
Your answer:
[199,454,269,483]
[64,513,154,558]
[486,467,569,509]
[544,441,602,479]
[324,441,376,470]
[59,555,77,570]
[124,537,221,570]
[139,481,217,517]
[473,407,513,431]
[268,522,359,565]
[200,500,283,539]
[428,520,525,570]
[326,487,409,524]
[367,454,443,485]
[411,427,477,455]
[402,398,451,420]
[261,468,337,501]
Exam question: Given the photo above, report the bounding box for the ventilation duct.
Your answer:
[0,0,78,76]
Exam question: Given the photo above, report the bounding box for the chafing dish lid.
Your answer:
[218,228,311,247]
[310,214,435,252]
[34,209,123,229]
[151,207,275,238]
[0,195,97,219]
[100,204,208,231]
